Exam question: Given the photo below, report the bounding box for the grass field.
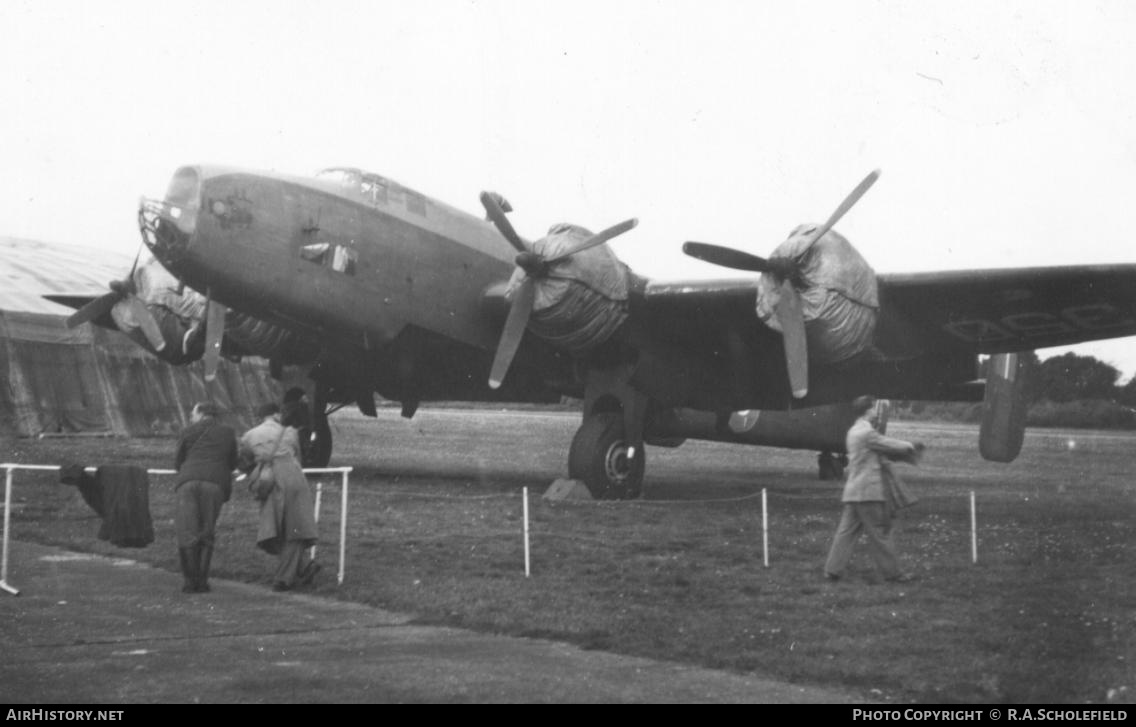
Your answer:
[3,410,1134,704]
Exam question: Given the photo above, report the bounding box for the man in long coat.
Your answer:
[239,403,320,591]
[824,396,920,583]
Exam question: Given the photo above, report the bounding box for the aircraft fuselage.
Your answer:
[147,166,516,354]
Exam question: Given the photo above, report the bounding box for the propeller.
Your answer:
[681,169,881,399]
[479,192,638,389]
[66,249,167,352]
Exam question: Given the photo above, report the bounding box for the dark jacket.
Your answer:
[175,418,238,500]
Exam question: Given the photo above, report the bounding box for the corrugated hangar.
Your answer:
[0,237,278,437]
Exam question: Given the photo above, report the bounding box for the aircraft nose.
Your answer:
[138,166,201,260]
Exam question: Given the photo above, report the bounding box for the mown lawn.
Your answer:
[3,412,1134,703]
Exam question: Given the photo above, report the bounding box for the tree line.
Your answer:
[1003,351,1136,406]
[897,352,1136,429]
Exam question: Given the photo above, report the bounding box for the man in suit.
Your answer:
[174,402,237,593]
[824,395,920,583]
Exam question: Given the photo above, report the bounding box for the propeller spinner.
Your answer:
[479,192,638,389]
[681,169,881,399]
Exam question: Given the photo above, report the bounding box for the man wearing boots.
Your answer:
[174,402,238,593]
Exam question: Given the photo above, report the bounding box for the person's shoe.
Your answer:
[271,582,291,592]
[886,572,918,583]
[298,562,321,587]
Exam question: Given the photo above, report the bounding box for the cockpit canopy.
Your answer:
[317,167,391,206]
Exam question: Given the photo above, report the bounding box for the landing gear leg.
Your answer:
[817,451,847,481]
[301,381,333,468]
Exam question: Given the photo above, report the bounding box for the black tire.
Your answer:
[568,413,645,500]
[817,452,846,481]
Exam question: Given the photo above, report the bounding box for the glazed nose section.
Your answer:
[139,166,201,258]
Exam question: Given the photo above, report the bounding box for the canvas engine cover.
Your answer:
[507,223,631,354]
[756,224,879,365]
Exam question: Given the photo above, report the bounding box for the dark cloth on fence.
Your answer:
[59,464,104,518]
[59,464,154,547]
[95,465,154,548]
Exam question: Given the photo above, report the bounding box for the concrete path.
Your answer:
[0,540,867,704]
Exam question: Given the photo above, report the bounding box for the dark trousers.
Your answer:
[175,480,226,549]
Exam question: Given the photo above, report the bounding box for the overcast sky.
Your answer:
[3,0,1135,379]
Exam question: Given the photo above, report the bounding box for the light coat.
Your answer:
[841,417,916,503]
[239,418,318,554]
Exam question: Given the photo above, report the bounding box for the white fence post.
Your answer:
[762,488,769,568]
[970,490,978,564]
[523,487,531,578]
[2,466,17,595]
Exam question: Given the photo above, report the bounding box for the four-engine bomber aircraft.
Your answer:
[56,165,1136,498]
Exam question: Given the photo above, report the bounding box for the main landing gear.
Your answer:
[299,409,332,468]
[568,412,645,500]
[817,451,847,481]
[288,380,332,469]
[567,365,649,500]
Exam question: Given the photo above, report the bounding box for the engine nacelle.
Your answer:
[756,225,879,365]
[979,352,1031,463]
[513,223,630,354]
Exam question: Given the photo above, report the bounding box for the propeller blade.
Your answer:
[125,297,167,352]
[544,218,639,264]
[66,291,122,328]
[682,242,773,273]
[203,290,227,382]
[480,191,528,253]
[488,277,535,390]
[799,168,881,252]
[773,280,809,399]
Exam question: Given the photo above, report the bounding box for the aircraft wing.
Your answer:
[875,264,1136,357]
[641,264,1136,361]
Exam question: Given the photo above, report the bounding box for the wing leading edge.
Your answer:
[642,264,1136,363]
[875,264,1136,357]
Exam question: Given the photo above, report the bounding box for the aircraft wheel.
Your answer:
[817,452,846,481]
[301,415,333,468]
[568,412,645,500]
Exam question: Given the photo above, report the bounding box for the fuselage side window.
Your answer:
[332,245,357,276]
[301,241,356,276]
[405,190,426,216]
[300,242,330,266]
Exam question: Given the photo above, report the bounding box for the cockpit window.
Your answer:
[316,168,424,218]
[360,175,388,205]
[315,168,362,190]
